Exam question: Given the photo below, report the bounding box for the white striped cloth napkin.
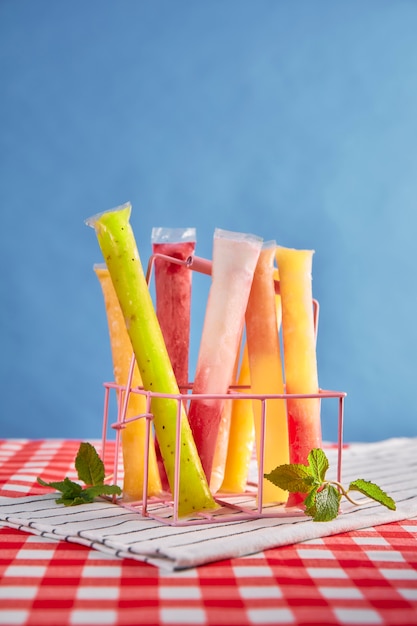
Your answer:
[1,438,416,570]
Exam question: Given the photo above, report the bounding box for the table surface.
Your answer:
[1,439,417,626]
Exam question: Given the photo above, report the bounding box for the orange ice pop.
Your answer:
[246,242,289,504]
[94,265,162,500]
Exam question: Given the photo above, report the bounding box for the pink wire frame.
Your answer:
[100,252,347,526]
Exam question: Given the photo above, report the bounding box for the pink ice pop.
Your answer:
[187,228,263,482]
[151,227,196,390]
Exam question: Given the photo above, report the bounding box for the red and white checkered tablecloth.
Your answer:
[1,439,417,626]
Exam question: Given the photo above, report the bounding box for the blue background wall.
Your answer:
[1,1,416,443]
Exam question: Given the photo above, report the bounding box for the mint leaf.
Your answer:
[349,479,396,511]
[304,486,319,518]
[53,482,121,506]
[83,484,122,500]
[308,448,329,483]
[75,442,105,485]
[37,476,84,505]
[56,494,91,506]
[264,463,316,493]
[37,476,81,494]
[37,442,121,507]
[311,484,341,522]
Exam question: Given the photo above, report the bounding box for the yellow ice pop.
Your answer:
[94,264,162,501]
[209,397,233,493]
[246,241,289,503]
[220,343,255,494]
[86,203,216,517]
[209,343,241,493]
[275,246,322,507]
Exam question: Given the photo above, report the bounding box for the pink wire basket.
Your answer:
[99,252,347,526]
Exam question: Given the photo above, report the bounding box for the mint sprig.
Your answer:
[37,442,121,506]
[265,448,396,522]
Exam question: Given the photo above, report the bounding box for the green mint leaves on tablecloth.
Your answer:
[37,442,121,506]
[265,448,396,522]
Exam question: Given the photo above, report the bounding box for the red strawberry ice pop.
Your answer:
[151,227,196,390]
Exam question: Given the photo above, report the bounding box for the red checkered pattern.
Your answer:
[1,439,417,626]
